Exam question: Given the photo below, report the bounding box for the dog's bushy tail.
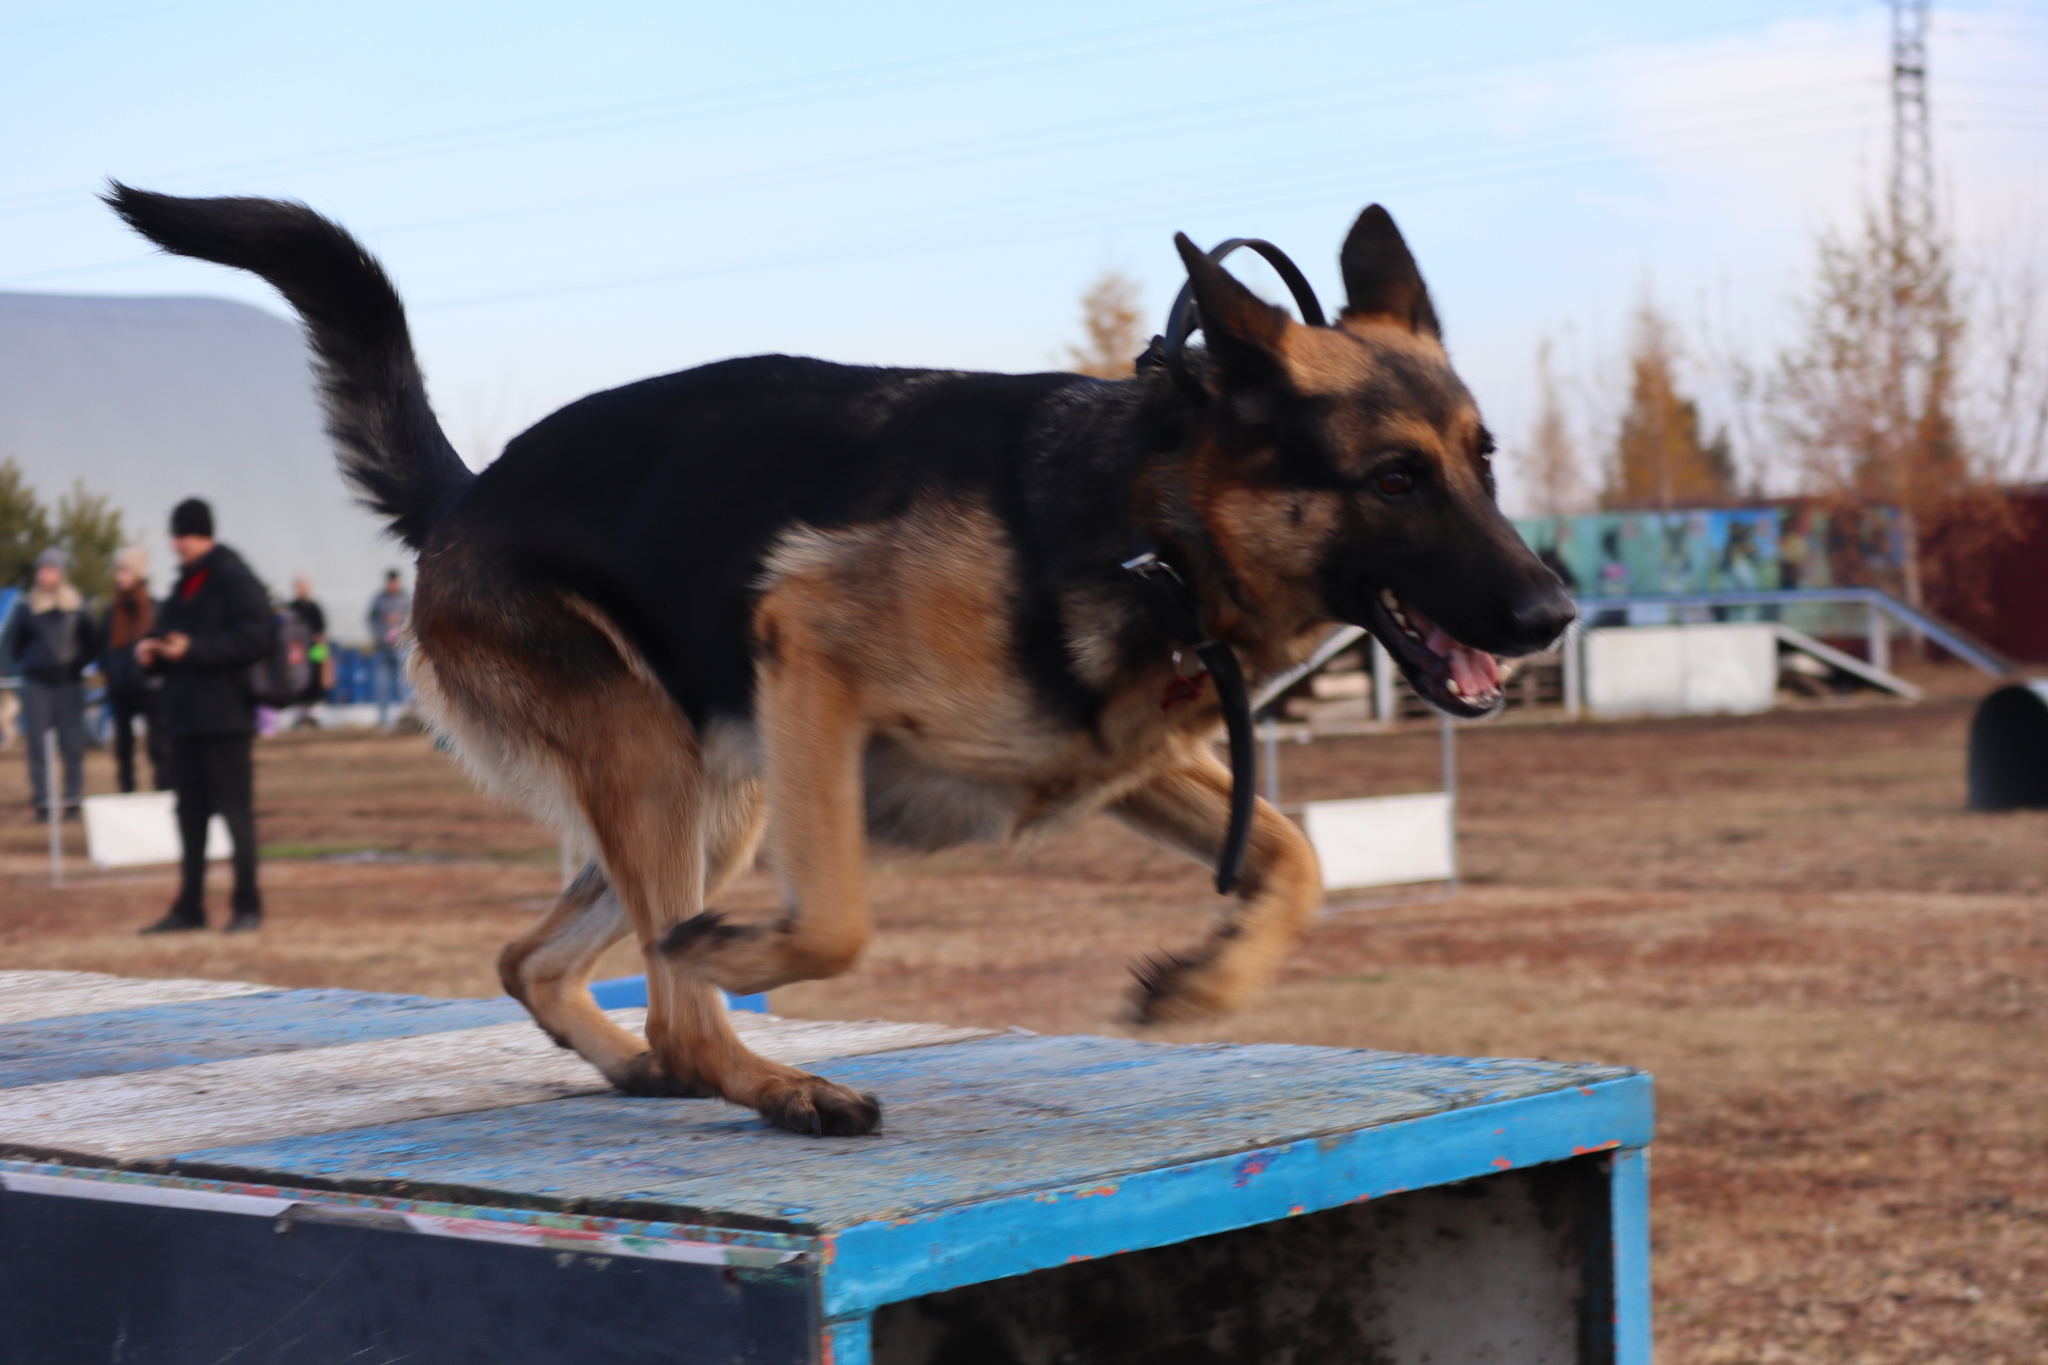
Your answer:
[105,183,472,551]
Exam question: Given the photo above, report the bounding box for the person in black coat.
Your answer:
[7,546,100,820]
[136,499,275,934]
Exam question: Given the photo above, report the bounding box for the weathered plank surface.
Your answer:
[0,1002,993,1160]
[171,1034,1641,1232]
[0,969,270,1024]
[0,988,530,1087]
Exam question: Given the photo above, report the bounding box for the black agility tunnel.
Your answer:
[1968,682,2048,810]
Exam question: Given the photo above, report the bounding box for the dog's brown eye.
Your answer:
[1376,470,1413,496]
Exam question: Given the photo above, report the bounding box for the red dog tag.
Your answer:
[1161,671,1209,711]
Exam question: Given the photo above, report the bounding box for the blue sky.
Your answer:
[3,0,2043,508]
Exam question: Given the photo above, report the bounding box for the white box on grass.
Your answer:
[81,792,231,869]
[1583,623,1777,719]
[1304,791,1456,891]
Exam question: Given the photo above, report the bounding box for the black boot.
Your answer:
[141,904,206,934]
[225,908,263,934]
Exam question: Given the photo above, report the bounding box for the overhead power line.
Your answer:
[0,0,1453,217]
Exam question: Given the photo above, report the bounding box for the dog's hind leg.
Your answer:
[1111,751,1324,1024]
[532,660,875,1136]
[419,586,870,1134]
[498,741,767,1097]
[658,597,875,999]
[498,863,719,1097]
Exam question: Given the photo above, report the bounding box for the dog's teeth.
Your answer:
[1446,679,1462,696]
[1380,589,1398,610]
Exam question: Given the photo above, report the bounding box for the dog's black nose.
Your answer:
[1511,587,1577,647]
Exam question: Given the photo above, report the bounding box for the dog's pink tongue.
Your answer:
[1423,623,1502,697]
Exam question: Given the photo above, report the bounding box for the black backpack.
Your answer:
[247,609,311,708]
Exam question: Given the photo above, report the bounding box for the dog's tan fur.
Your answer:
[438,485,1327,1129]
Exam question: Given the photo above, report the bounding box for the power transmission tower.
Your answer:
[1886,0,1940,607]
[1888,0,1935,256]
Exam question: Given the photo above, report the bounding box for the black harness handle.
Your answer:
[1121,550,1257,895]
[1159,238,1328,404]
[1123,236,1328,894]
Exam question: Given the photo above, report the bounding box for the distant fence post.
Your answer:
[1371,636,1395,724]
[1440,713,1458,896]
[1561,622,1583,720]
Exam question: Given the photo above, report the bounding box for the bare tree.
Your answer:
[1065,269,1146,379]
[1770,207,2011,608]
[1967,242,2048,486]
[1603,298,1734,510]
[1519,337,1587,516]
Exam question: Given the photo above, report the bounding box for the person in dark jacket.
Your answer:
[136,499,274,933]
[7,547,99,820]
[100,545,168,793]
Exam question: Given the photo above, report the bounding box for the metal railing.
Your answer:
[1572,588,2015,677]
[1254,585,2014,726]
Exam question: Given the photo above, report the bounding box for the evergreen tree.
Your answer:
[0,458,53,590]
[1602,301,1735,509]
[53,482,126,603]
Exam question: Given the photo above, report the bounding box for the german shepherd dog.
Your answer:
[110,186,1573,1137]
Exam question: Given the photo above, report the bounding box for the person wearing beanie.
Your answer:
[135,499,275,934]
[6,545,99,820]
[169,497,213,539]
[99,545,168,793]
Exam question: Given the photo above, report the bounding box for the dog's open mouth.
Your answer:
[1361,588,1506,719]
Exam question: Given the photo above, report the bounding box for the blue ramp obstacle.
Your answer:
[0,972,1652,1363]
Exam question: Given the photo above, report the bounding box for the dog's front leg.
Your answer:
[1111,753,1324,1023]
[659,617,873,998]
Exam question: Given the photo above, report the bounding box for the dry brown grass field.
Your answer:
[1,669,2043,1363]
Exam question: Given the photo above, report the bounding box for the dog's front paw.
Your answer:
[610,1050,719,1098]
[755,1074,882,1138]
[1126,950,1235,1025]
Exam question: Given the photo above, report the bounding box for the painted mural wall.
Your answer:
[1512,506,1907,602]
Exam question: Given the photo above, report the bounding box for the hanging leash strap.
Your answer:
[1122,233,1329,892]
[1122,548,1257,895]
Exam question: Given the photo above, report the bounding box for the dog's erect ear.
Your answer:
[1337,205,1441,339]
[1174,233,1290,400]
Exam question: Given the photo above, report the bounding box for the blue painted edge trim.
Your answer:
[821,1315,873,1365]
[585,975,766,1014]
[820,1071,1654,1317]
[1611,1145,1654,1365]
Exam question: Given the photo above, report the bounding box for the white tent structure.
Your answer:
[0,291,401,643]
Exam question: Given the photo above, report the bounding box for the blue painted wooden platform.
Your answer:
[0,971,1653,1363]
